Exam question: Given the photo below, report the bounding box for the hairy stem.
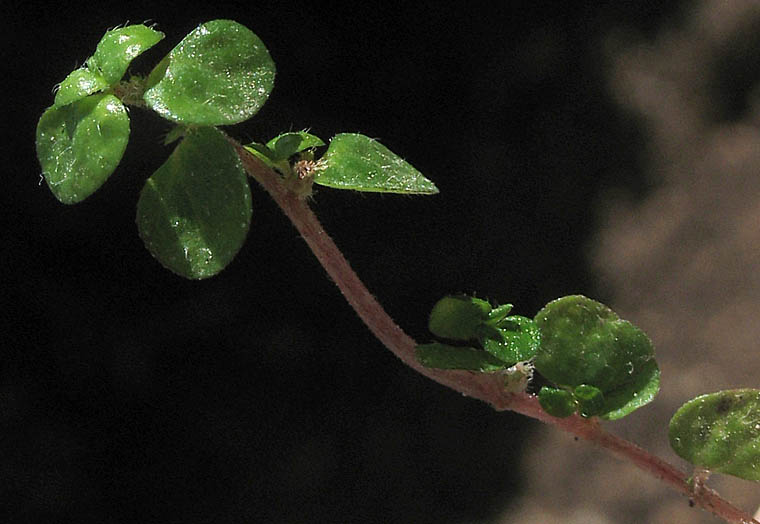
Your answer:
[229,136,758,524]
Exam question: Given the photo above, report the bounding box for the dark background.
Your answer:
[7,2,686,523]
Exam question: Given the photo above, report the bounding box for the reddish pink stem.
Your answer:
[230,137,759,524]
[502,394,758,524]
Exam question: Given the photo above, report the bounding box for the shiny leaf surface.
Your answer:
[136,127,252,279]
[144,20,275,125]
[87,24,165,85]
[315,133,438,194]
[670,389,760,481]
[600,360,660,420]
[481,315,540,364]
[534,295,659,419]
[36,94,129,204]
[54,68,109,107]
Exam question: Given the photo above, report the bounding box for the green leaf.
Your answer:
[534,295,659,419]
[669,389,760,481]
[538,387,577,418]
[600,360,660,420]
[487,303,513,323]
[242,132,325,178]
[144,20,275,125]
[50,24,163,108]
[415,343,507,372]
[145,54,169,91]
[242,144,290,177]
[36,94,130,204]
[481,315,540,365]
[136,127,252,279]
[315,133,438,194]
[54,68,109,107]
[266,131,325,161]
[428,295,492,341]
[574,385,605,417]
[243,143,278,164]
[244,142,273,158]
[86,24,165,85]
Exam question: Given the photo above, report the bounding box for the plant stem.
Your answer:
[502,395,758,524]
[229,136,759,524]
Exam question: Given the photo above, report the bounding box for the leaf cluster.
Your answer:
[36,20,438,280]
[417,295,659,420]
[416,294,760,483]
[416,296,539,370]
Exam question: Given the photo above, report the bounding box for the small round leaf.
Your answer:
[428,295,492,341]
[136,127,252,279]
[574,384,605,417]
[669,389,760,481]
[54,68,109,107]
[87,24,165,85]
[36,94,129,204]
[315,133,438,194]
[144,20,275,125]
[266,131,325,161]
[534,295,659,419]
[538,387,578,418]
[415,343,506,372]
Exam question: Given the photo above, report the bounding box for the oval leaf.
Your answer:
[144,20,275,125]
[136,127,252,279]
[266,131,325,160]
[54,68,109,107]
[415,343,507,372]
[36,94,130,204]
[428,295,492,341]
[534,295,659,419]
[87,24,165,85]
[538,387,577,418]
[315,133,438,194]
[669,389,760,481]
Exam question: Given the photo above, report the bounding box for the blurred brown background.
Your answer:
[509,1,760,522]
